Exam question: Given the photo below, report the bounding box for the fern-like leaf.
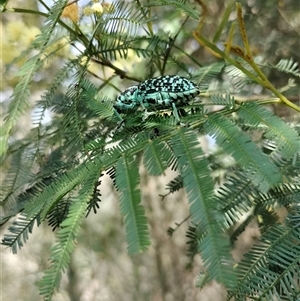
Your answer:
[1,0,69,158]
[165,175,184,194]
[224,60,258,91]
[143,140,171,175]
[116,155,150,253]
[47,198,71,230]
[39,162,102,299]
[238,102,300,160]
[0,57,42,157]
[23,158,102,221]
[194,62,225,90]
[1,213,40,254]
[204,113,282,193]
[170,128,236,287]
[94,1,149,60]
[38,195,88,300]
[228,222,300,300]
[145,0,200,19]
[34,60,77,126]
[273,58,300,78]
[210,94,235,108]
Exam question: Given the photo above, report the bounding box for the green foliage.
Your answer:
[1,0,300,300]
[143,140,171,175]
[228,221,300,300]
[272,58,300,78]
[238,102,299,160]
[0,0,69,157]
[116,154,150,253]
[39,190,89,301]
[204,112,282,193]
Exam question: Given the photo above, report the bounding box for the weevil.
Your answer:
[114,75,200,122]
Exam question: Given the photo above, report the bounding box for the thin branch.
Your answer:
[161,16,190,75]
[90,57,142,82]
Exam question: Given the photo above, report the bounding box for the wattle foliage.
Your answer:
[1,1,299,300]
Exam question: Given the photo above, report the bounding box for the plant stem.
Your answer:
[193,33,300,113]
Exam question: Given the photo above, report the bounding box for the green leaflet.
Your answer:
[170,128,236,288]
[210,94,235,108]
[23,155,103,221]
[0,0,69,158]
[38,196,88,301]
[215,170,257,228]
[228,223,300,300]
[96,1,149,60]
[144,0,199,20]
[204,113,282,193]
[116,155,150,254]
[238,102,300,160]
[194,62,226,90]
[273,58,300,78]
[23,170,84,221]
[170,129,214,224]
[143,140,171,175]
[1,213,39,254]
[34,61,79,126]
[80,81,115,120]
[38,163,102,300]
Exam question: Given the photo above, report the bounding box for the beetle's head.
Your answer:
[115,85,139,109]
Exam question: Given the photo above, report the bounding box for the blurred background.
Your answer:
[1,0,299,300]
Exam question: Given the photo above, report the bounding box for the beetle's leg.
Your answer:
[172,102,181,123]
[113,107,123,121]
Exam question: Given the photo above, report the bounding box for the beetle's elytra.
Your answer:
[115,75,200,110]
